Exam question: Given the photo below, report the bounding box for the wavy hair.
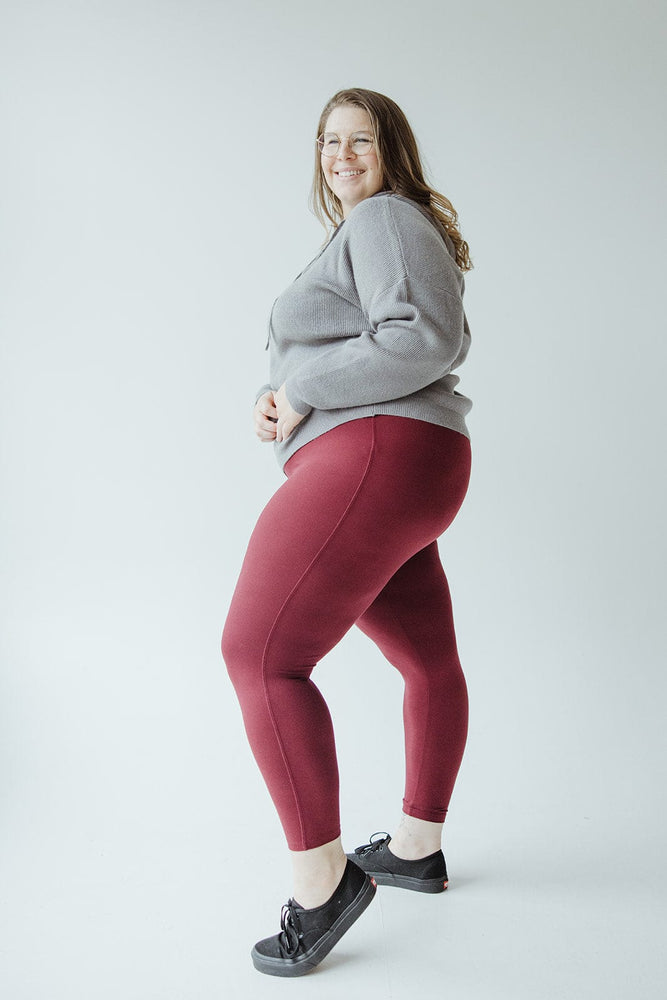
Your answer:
[310,88,473,273]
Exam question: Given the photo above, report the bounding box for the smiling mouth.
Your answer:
[336,169,365,178]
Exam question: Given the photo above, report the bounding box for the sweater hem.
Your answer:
[273,401,471,472]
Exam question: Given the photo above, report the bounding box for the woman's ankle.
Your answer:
[290,837,347,909]
[389,815,443,860]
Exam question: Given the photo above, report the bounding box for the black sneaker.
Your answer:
[251,859,377,977]
[347,832,449,894]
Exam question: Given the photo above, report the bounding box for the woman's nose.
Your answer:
[336,138,355,158]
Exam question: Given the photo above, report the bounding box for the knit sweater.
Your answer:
[255,190,472,470]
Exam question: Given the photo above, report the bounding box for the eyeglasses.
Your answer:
[317,132,375,157]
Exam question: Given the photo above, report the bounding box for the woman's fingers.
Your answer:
[253,392,278,441]
[253,386,305,443]
[274,383,306,443]
[276,413,300,443]
[259,391,277,415]
[256,415,277,440]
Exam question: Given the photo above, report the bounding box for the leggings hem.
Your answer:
[402,800,449,824]
[286,826,343,853]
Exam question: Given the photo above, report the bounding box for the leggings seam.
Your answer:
[259,418,378,850]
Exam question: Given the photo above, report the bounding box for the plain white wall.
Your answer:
[1,1,665,997]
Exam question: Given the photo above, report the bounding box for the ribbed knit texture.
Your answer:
[256,191,473,470]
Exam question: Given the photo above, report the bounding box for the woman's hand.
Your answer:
[274,383,307,443]
[253,391,278,442]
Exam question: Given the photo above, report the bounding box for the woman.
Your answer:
[221,87,474,977]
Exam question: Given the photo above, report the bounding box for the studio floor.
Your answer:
[3,807,665,1000]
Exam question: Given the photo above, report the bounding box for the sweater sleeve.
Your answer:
[284,197,466,415]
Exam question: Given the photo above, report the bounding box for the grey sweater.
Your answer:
[255,191,472,470]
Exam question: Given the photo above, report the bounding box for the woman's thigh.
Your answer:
[222,416,471,675]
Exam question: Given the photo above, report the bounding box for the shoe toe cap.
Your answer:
[252,933,287,960]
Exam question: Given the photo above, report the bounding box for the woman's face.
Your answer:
[320,105,384,218]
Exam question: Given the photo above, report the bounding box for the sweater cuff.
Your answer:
[285,382,313,417]
[254,383,273,404]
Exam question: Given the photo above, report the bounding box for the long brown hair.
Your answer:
[310,87,473,273]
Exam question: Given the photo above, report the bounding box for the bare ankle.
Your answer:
[290,837,347,909]
[390,815,443,860]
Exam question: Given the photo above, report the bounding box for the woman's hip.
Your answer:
[284,415,471,530]
[237,415,470,601]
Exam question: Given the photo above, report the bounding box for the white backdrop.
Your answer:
[1,1,666,998]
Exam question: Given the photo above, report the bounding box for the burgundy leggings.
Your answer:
[221,415,471,851]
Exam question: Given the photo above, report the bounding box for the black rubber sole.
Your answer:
[367,870,448,893]
[250,873,377,978]
[345,855,448,894]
